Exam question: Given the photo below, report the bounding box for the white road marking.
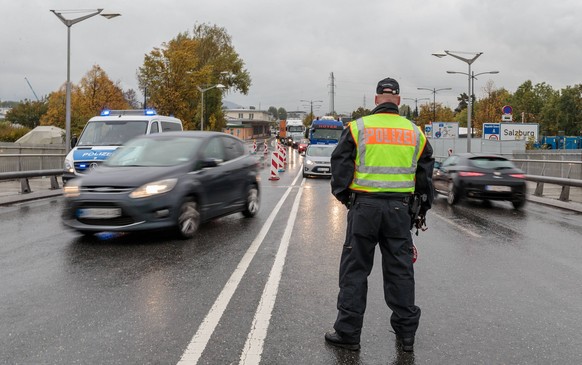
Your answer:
[177,170,303,365]
[239,178,305,364]
[431,213,482,238]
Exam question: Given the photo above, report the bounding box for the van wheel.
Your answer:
[177,199,200,239]
[242,185,259,218]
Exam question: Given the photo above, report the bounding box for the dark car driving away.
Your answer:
[62,131,260,238]
[433,153,526,209]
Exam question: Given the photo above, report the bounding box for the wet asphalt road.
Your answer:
[1,148,582,365]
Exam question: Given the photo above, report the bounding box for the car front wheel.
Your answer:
[177,199,200,239]
[447,182,460,205]
[242,185,259,218]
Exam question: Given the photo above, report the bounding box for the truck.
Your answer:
[306,116,344,145]
[277,119,287,141]
[284,119,305,147]
[63,109,183,183]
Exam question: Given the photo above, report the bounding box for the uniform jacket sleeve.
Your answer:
[415,139,435,213]
[330,126,356,204]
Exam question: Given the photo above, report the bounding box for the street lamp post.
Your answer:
[51,9,120,153]
[403,97,430,119]
[416,88,452,124]
[433,50,484,152]
[446,70,499,138]
[300,99,323,121]
[197,84,225,131]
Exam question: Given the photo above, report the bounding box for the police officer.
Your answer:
[325,77,434,352]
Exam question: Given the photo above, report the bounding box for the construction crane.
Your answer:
[24,77,40,101]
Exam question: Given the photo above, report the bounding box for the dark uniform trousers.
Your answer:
[334,194,421,342]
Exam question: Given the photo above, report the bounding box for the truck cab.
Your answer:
[63,109,183,183]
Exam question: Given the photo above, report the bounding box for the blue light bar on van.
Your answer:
[100,109,111,116]
[144,109,157,116]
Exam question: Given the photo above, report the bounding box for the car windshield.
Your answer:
[312,128,343,141]
[104,136,202,167]
[77,120,148,146]
[469,157,516,170]
[307,145,334,157]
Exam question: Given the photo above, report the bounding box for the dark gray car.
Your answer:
[62,131,260,238]
[433,153,526,209]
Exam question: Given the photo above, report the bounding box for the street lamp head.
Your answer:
[432,52,447,58]
[216,84,226,89]
[101,13,121,19]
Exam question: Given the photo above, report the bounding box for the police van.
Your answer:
[63,109,183,183]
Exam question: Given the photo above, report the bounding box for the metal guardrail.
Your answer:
[1,156,581,203]
[0,169,62,194]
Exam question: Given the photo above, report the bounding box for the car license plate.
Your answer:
[485,185,511,192]
[78,208,121,219]
[319,167,330,172]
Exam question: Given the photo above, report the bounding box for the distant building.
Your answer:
[0,107,11,120]
[287,110,308,120]
[223,107,274,140]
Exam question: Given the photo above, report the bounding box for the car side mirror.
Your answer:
[71,135,78,148]
[200,158,221,169]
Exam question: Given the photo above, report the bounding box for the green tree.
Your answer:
[545,85,582,135]
[510,81,555,124]
[137,23,251,130]
[268,106,278,119]
[5,99,48,128]
[277,107,287,120]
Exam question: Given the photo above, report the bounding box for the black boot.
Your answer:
[324,331,360,351]
[397,336,414,352]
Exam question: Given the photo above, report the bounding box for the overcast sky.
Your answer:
[2,0,581,116]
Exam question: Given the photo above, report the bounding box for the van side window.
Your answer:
[161,121,182,132]
[150,122,159,134]
[222,136,245,161]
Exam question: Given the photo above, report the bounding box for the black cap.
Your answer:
[376,77,400,95]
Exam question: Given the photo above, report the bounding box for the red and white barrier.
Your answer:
[252,140,257,154]
[268,151,280,180]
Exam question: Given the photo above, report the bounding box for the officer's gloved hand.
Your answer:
[344,199,352,210]
[414,213,428,233]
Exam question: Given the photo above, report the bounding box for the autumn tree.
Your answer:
[40,65,129,136]
[471,81,511,135]
[351,107,371,120]
[4,99,48,128]
[417,103,454,125]
[137,23,251,130]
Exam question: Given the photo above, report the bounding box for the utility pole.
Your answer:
[300,99,323,121]
[329,72,335,115]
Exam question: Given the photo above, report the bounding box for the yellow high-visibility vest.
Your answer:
[348,114,426,193]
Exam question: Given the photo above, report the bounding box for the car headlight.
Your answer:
[305,159,314,166]
[63,180,81,198]
[64,158,74,173]
[129,178,177,199]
